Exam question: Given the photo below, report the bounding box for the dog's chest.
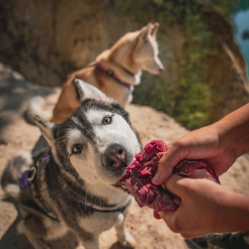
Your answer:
[72,182,131,234]
[99,81,132,106]
[78,211,124,234]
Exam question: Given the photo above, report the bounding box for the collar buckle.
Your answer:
[20,166,37,189]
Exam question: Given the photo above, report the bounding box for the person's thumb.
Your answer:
[162,174,185,195]
[152,144,185,185]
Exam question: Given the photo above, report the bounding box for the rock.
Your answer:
[0,1,248,125]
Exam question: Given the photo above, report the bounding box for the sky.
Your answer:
[233,9,249,76]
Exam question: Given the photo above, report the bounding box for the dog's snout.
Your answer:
[117,148,126,161]
[104,144,127,169]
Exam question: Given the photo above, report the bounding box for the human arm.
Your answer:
[157,175,249,239]
[152,103,249,185]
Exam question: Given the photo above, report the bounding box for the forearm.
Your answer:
[214,190,249,233]
[153,103,249,185]
[215,103,249,158]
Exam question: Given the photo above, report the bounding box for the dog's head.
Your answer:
[134,23,164,74]
[34,79,141,185]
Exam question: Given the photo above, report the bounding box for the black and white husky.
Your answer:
[1,79,141,249]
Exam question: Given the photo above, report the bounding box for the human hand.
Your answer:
[152,124,237,185]
[155,175,247,239]
[153,103,249,186]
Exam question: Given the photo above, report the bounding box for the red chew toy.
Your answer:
[119,140,219,212]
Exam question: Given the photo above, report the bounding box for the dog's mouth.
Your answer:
[113,181,130,194]
[100,144,135,188]
[112,165,132,194]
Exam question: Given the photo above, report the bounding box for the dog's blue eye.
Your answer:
[102,116,112,125]
[72,144,82,154]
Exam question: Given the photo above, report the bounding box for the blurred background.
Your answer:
[0,0,249,130]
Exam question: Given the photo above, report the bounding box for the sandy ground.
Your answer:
[0,62,249,249]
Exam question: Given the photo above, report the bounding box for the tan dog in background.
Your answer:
[27,23,164,124]
[51,23,164,123]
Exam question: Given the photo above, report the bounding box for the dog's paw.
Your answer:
[118,232,136,248]
[76,245,85,249]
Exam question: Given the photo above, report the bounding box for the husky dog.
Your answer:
[27,23,164,125]
[1,79,141,249]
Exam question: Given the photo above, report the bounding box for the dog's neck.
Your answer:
[96,49,142,86]
[120,66,136,78]
[40,152,130,211]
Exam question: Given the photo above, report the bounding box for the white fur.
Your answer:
[85,110,140,156]
[18,150,33,165]
[77,79,112,103]
[25,96,53,125]
[3,184,20,199]
[134,71,142,85]
[69,109,140,185]
[86,109,140,183]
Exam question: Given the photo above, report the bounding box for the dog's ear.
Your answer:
[73,78,112,103]
[151,23,159,37]
[34,115,55,146]
[139,25,150,42]
[139,23,159,41]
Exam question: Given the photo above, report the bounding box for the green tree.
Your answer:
[114,0,245,130]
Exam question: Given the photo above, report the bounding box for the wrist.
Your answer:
[215,104,249,158]
[213,120,237,158]
[214,189,249,233]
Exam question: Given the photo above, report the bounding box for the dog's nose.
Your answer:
[159,66,164,73]
[105,144,127,169]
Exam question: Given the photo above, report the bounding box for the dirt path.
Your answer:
[0,63,249,249]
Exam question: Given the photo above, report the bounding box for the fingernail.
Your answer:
[152,174,162,185]
[153,211,161,220]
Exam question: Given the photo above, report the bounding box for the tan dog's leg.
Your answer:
[80,236,99,249]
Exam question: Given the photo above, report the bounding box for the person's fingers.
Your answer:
[152,142,188,185]
[181,232,208,240]
[153,210,161,220]
[159,210,208,239]
[162,174,186,196]
[158,210,180,233]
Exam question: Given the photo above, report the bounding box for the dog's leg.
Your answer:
[25,236,50,249]
[17,203,68,249]
[79,236,99,249]
[75,244,85,249]
[115,211,136,248]
[18,220,50,249]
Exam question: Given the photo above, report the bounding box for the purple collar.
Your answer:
[20,155,50,189]
[95,63,132,90]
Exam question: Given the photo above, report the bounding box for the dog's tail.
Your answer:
[25,96,53,125]
[1,151,33,200]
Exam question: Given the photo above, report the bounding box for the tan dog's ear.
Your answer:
[139,23,159,41]
[34,115,55,147]
[73,78,112,103]
[138,23,151,41]
[151,23,159,37]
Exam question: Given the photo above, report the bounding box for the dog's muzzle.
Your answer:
[102,144,128,170]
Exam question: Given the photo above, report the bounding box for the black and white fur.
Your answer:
[1,79,141,249]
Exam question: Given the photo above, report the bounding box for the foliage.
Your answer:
[209,0,249,16]
[113,0,245,130]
